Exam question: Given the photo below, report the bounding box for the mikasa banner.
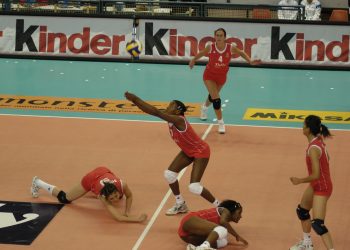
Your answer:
[0,15,349,67]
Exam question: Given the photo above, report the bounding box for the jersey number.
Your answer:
[218,55,223,63]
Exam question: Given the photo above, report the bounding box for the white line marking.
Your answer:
[0,113,349,131]
[131,124,213,250]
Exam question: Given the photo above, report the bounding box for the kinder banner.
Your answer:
[0,16,349,67]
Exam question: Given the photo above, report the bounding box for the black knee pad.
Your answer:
[208,94,213,103]
[296,205,310,221]
[213,98,221,110]
[311,219,328,235]
[57,191,71,204]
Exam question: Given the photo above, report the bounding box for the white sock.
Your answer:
[218,119,224,124]
[213,199,220,207]
[199,241,211,248]
[303,232,312,245]
[36,179,56,195]
[202,103,208,109]
[175,194,185,205]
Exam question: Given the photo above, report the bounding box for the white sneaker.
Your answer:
[165,202,189,216]
[290,240,314,250]
[200,105,208,120]
[186,244,216,250]
[218,121,225,134]
[31,176,40,198]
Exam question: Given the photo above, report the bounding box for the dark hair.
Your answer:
[100,182,118,198]
[214,28,227,37]
[173,100,188,115]
[304,115,332,138]
[219,199,242,213]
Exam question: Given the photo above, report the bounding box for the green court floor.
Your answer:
[0,58,349,130]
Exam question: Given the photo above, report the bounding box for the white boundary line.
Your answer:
[0,113,349,131]
[131,124,214,250]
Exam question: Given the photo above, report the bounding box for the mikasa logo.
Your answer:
[0,203,39,229]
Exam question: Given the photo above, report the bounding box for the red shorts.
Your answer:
[185,144,210,159]
[203,69,227,86]
[178,213,197,238]
[81,166,111,192]
[312,184,333,197]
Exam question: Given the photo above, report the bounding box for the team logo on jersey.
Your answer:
[0,201,64,245]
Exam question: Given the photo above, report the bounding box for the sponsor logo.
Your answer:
[0,94,200,116]
[244,108,350,124]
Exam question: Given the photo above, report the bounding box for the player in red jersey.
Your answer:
[178,199,248,250]
[289,115,334,250]
[189,28,261,134]
[30,166,147,223]
[125,91,220,216]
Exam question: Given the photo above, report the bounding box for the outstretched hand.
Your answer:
[125,91,137,102]
[290,177,302,185]
[236,235,249,245]
[189,59,195,69]
[138,213,148,223]
[250,59,262,66]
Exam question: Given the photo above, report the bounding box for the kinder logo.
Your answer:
[271,26,349,62]
[15,19,125,55]
[0,201,64,245]
[144,22,257,57]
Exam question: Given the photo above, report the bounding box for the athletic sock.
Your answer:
[218,119,224,124]
[213,199,220,207]
[36,179,56,195]
[303,232,312,245]
[175,194,185,205]
[199,241,211,248]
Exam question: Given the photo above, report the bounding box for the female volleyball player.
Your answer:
[178,199,248,250]
[31,166,147,223]
[124,91,220,216]
[189,28,261,134]
[289,115,334,250]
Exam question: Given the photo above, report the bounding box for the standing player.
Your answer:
[189,28,261,134]
[178,199,248,250]
[125,91,220,215]
[31,166,147,223]
[289,115,334,250]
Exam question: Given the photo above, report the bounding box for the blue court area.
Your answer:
[0,58,349,130]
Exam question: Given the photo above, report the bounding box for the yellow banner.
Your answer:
[0,95,200,116]
[244,108,350,124]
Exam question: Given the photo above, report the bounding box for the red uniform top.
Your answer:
[168,116,210,158]
[205,42,232,75]
[81,167,124,198]
[306,137,333,196]
[178,207,220,237]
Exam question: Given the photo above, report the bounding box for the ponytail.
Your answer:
[320,124,332,138]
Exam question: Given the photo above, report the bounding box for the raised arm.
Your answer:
[232,45,261,65]
[189,45,211,69]
[99,196,147,223]
[124,91,184,126]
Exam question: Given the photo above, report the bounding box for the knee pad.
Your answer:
[164,170,178,184]
[208,94,213,103]
[57,191,71,204]
[188,182,203,195]
[213,98,221,110]
[213,226,228,239]
[216,238,228,248]
[296,205,310,221]
[311,219,328,235]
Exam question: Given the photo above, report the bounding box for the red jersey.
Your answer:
[168,116,210,158]
[81,167,124,198]
[205,42,232,75]
[306,137,333,196]
[178,207,220,237]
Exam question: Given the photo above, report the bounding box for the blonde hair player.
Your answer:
[189,28,261,134]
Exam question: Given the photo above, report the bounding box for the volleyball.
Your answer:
[126,40,142,58]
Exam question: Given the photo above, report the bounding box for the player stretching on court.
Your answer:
[290,115,335,250]
[125,91,220,216]
[31,166,147,223]
[178,200,248,250]
[189,28,261,134]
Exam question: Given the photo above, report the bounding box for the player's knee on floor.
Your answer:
[311,219,328,235]
[213,226,228,239]
[188,182,203,195]
[164,170,178,184]
[216,238,228,248]
[208,94,213,103]
[57,191,71,204]
[296,204,310,220]
[213,98,221,110]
